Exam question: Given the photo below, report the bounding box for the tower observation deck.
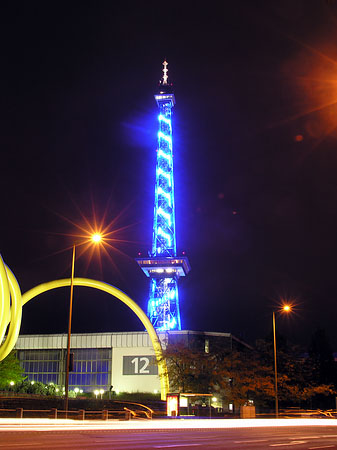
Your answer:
[136,61,190,331]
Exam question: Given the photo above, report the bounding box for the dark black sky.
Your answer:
[2,1,337,349]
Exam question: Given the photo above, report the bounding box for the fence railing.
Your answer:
[0,407,152,420]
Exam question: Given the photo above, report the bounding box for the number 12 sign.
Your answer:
[123,355,158,375]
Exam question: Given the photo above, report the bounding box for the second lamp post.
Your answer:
[272,304,292,418]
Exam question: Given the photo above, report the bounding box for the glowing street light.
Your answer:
[91,233,102,243]
[273,304,292,418]
[64,232,103,415]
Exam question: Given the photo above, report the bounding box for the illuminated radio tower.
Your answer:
[136,61,190,331]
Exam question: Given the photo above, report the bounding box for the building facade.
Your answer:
[15,330,249,394]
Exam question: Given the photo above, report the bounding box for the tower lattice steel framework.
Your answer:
[136,61,190,331]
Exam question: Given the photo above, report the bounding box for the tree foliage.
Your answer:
[212,350,275,406]
[0,351,25,389]
[306,329,337,386]
[12,380,62,396]
[161,343,213,393]
[255,336,335,405]
[161,338,335,409]
[161,343,275,406]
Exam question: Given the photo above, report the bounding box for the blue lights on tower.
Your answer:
[136,61,190,331]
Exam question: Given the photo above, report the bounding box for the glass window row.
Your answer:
[19,350,61,361]
[22,361,60,373]
[69,373,109,386]
[30,374,60,384]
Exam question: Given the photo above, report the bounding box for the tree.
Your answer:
[307,329,337,386]
[162,339,335,410]
[161,343,213,393]
[255,336,335,408]
[303,329,337,408]
[0,351,25,389]
[161,343,275,406]
[212,350,275,407]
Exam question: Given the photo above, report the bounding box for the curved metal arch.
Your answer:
[0,256,169,400]
[21,278,169,399]
[0,259,22,362]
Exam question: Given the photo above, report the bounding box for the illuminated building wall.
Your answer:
[15,332,160,394]
[137,61,190,331]
[15,331,246,394]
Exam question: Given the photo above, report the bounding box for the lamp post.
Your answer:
[273,304,292,418]
[64,233,102,416]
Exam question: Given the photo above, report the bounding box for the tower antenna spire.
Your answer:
[162,60,168,85]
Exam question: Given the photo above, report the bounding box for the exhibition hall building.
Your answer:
[15,331,250,394]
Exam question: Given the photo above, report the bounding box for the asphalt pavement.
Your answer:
[1,419,337,449]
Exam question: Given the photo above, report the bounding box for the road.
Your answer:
[1,420,337,449]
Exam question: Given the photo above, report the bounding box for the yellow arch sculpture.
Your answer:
[0,256,169,400]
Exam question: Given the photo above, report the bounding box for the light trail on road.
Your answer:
[0,418,337,432]
[1,421,337,450]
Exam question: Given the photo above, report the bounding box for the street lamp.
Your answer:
[64,233,103,415]
[273,304,292,418]
[92,233,102,243]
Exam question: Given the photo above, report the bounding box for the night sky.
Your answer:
[2,2,337,350]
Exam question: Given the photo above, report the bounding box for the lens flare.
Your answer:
[91,233,102,243]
